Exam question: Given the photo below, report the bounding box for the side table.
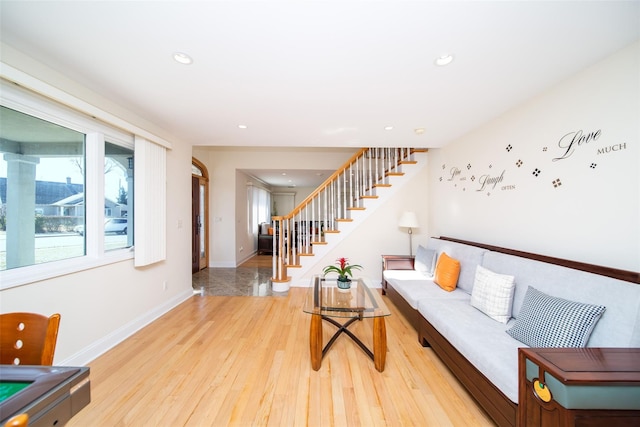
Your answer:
[381,255,414,294]
[518,347,640,426]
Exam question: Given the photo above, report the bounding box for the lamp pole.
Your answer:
[398,211,419,257]
[407,227,414,256]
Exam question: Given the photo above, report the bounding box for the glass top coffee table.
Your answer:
[302,275,391,372]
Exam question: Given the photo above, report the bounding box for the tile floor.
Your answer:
[192,256,287,296]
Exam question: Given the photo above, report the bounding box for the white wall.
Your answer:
[192,147,355,267]
[427,41,639,272]
[0,46,194,365]
[272,186,316,206]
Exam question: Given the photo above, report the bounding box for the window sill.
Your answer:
[0,249,135,291]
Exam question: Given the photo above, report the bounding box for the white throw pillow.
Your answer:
[414,245,437,277]
[470,265,516,324]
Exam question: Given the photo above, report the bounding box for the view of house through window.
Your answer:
[0,106,135,271]
[0,106,85,270]
[104,142,134,251]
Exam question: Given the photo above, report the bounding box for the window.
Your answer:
[247,184,271,244]
[0,106,86,270]
[0,78,141,287]
[104,141,134,251]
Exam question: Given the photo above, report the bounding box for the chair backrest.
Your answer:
[0,312,61,365]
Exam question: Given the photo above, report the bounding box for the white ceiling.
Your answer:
[1,1,638,187]
[240,167,335,188]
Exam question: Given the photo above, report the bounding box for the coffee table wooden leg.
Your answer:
[373,316,387,372]
[310,313,323,370]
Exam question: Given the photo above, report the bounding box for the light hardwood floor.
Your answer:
[67,288,494,426]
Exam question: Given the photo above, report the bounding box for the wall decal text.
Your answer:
[553,129,601,161]
[448,167,461,181]
[476,170,505,192]
[597,143,627,155]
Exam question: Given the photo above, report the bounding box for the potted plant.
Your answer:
[323,257,362,289]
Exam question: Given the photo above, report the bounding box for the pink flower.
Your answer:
[323,257,362,280]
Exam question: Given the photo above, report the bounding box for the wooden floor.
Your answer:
[239,254,272,268]
[67,288,494,426]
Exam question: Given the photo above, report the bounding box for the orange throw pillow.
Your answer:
[434,252,461,292]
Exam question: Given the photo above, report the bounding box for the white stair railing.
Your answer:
[271,147,419,284]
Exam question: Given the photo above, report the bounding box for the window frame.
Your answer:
[0,79,136,290]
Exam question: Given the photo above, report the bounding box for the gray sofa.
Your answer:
[383,236,640,427]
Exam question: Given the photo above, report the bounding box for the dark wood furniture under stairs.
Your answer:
[257,234,273,255]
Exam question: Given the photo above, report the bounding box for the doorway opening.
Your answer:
[192,158,209,273]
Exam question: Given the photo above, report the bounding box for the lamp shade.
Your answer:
[398,211,419,228]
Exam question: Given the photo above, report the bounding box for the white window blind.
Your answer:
[134,136,166,267]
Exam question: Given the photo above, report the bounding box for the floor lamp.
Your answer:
[399,211,419,256]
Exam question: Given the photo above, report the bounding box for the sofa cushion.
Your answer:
[506,286,606,347]
[417,297,521,403]
[427,237,488,294]
[388,279,469,309]
[434,252,460,292]
[383,269,429,283]
[482,251,640,347]
[470,265,516,324]
[415,245,437,277]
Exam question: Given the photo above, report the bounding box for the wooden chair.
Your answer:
[3,414,28,427]
[0,312,60,365]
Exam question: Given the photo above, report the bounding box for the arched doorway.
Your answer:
[192,158,209,273]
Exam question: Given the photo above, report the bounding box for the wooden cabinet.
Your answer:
[380,255,414,294]
[518,348,640,426]
[257,234,273,255]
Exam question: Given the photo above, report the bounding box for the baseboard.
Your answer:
[59,289,193,366]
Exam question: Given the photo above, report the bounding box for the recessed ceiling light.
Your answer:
[434,54,454,66]
[384,126,394,131]
[414,128,426,135]
[173,52,193,65]
[238,124,248,129]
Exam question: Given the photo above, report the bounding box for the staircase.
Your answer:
[270,147,427,290]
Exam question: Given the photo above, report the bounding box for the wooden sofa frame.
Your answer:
[382,236,639,427]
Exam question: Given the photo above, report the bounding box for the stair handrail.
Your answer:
[283,147,368,220]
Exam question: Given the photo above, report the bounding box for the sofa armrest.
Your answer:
[381,255,415,293]
[382,255,415,270]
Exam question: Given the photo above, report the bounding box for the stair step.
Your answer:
[324,229,340,233]
[373,183,392,188]
[311,241,328,245]
[299,253,315,257]
[360,195,378,199]
[386,172,404,177]
[347,207,366,211]
[399,160,417,165]
[336,218,354,222]
[285,264,301,268]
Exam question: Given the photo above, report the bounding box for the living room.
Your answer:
[0,2,638,426]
